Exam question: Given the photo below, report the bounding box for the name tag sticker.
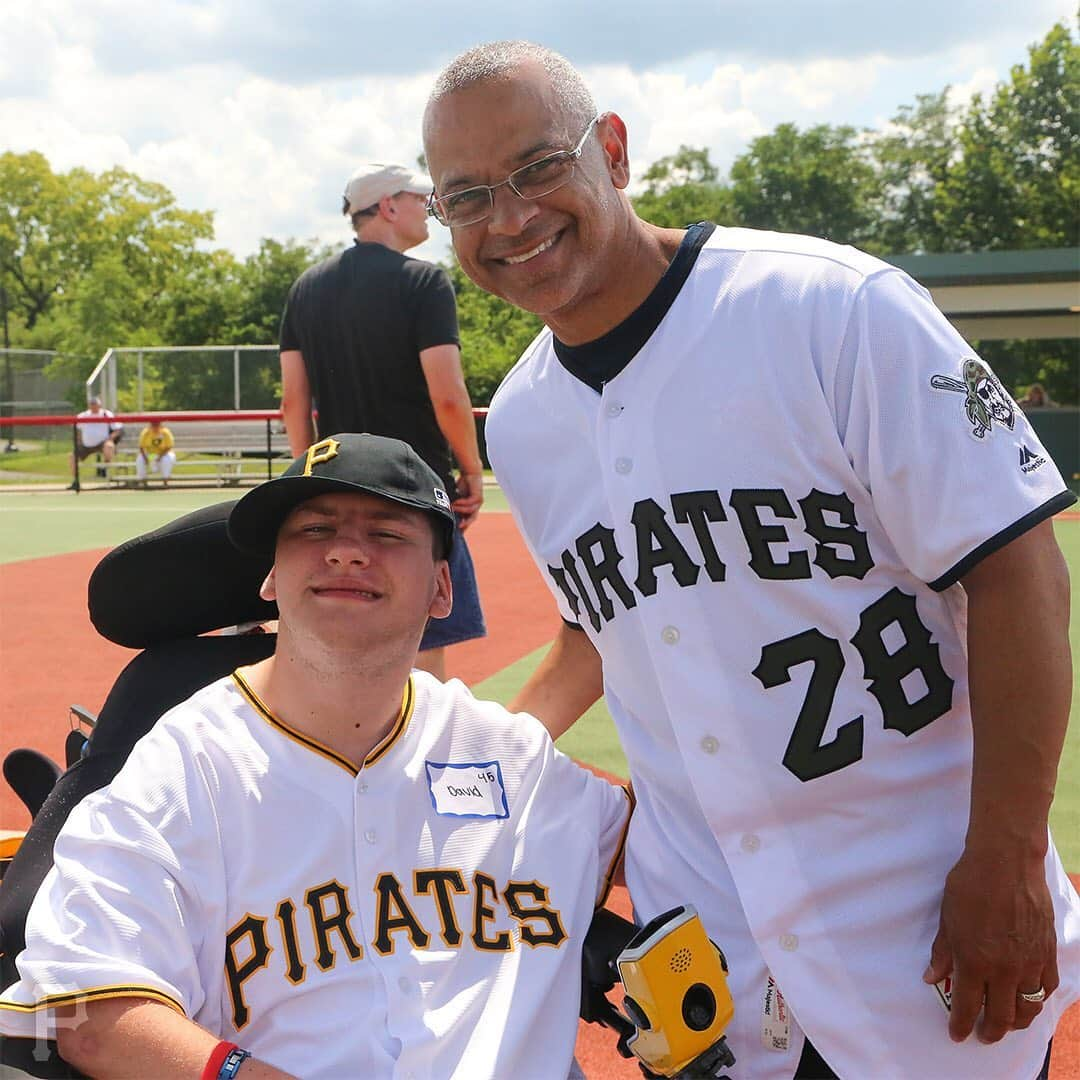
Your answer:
[426,761,509,819]
[762,975,791,1052]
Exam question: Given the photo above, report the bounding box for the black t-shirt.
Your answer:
[280,241,461,488]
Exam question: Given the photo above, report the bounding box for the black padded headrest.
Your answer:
[88,500,277,648]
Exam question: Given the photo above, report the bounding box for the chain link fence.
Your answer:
[1,350,78,451]
[86,346,280,412]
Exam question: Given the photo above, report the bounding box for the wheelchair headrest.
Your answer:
[88,500,277,648]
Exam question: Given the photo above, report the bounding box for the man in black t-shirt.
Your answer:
[279,163,486,678]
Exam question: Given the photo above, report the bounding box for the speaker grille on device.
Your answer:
[670,947,692,973]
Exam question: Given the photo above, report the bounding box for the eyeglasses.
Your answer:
[427,116,600,228]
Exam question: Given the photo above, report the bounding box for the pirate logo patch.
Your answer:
[930,358,1016,440]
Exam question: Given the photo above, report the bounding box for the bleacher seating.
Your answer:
[98,421,292,488]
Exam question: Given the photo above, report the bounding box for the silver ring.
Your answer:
[1018,987,1046,1004]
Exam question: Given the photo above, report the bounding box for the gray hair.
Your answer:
[425,41,596,140]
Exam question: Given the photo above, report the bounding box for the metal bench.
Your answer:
[101,448,283,488]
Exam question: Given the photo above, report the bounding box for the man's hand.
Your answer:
[923,846,1059,1044]
[453,471,484,531]
[419,343,485,530]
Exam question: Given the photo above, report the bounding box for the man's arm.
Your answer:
[509,623,605,740]
[924,518,1071,1043]
[279,350,315,457]
[57,997,294,1079]
[419,343,485,530]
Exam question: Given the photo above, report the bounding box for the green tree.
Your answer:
[932,21,1079,405]
[728,123,880,247]
[0,153,212,338]
[0,152,99,332]
[157,248,246,348]
[633,146,733,229]
[148,238,332,409]
[226,238,331,344]
[0,151,216,397]
[938,21,1078,251]
[871,91,958,254]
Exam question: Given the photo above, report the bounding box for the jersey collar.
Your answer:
[232,669,416,776]
[553,221,715,393]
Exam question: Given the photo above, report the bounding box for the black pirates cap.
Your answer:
[227,433,456,557]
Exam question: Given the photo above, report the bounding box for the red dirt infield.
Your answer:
[0,511,1076,1077]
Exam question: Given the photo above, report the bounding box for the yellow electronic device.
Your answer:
[0,829,25,882]
[616,905,735,1078]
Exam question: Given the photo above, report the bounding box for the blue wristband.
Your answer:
[218,1048,251,1080]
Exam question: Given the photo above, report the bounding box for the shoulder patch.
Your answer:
[930,357,1016,441]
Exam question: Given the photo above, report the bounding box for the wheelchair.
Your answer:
[0,500,276,1075]
[0,502,693,1079]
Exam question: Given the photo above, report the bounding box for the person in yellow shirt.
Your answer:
[135,420,176,486]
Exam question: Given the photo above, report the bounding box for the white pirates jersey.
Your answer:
[0,671,630,1079]
[486,223,1080,1079]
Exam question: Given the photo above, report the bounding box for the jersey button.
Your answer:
[364,829,377,844]
[740,833,761,853]
[606,402,624,417]
[779,933,799,952]
[357,781,369,794]
[661,625,680,645]
[700,735,718,754]
[614,457,633,474]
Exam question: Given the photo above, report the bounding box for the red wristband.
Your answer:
[201,1041,238,1080]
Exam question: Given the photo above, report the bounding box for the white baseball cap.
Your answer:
[342,163,432,216]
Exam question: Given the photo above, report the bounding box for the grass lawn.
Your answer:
[0,445,73,480]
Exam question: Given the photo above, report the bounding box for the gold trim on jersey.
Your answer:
[365,677,414,767]
[0,983,185,1016]
[597,784,635,908]
[231,671,415,776]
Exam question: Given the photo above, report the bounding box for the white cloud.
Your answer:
[1,2,1073,263]
[945,66,1003,112]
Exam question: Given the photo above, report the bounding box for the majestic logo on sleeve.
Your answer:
[930,358,1016,440]
[1018,444,1046,474]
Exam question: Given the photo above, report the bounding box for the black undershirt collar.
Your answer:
[553,221,716,392]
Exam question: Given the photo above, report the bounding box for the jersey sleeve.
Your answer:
[411,266,460,353]
[833,268,1075,589]
[0,727,221,1039]
[543,748,632,907]
[279,286,302,352]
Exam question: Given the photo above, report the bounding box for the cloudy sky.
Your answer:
[2,1,1073,264]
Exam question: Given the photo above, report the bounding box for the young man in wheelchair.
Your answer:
[0,434,632,1080]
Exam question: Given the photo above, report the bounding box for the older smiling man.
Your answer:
[422,40,1079,1080]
